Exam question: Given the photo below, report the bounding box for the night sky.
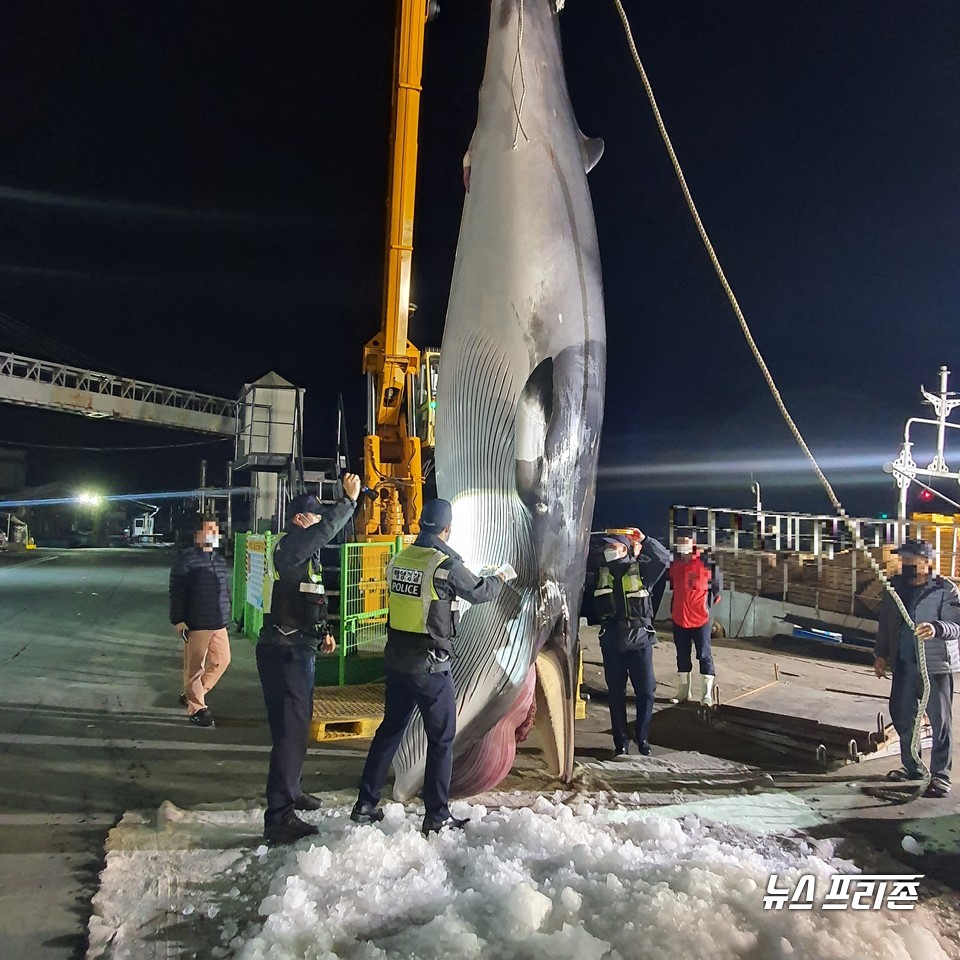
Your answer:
[1,1,959,536]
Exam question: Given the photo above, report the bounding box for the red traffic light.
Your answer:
[919,489,934,502]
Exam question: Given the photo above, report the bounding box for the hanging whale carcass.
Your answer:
[393,0,606,800]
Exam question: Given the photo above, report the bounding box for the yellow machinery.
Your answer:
[910,512,960,577]
[415,347,441,450]
[360,0,440,541]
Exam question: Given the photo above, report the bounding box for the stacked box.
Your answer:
[855,579,885,616]
[784,584,856,614]
[712,548,888,620]
[819,589,856,614]
[714,550,777,597]
[862,545,898,576]
[786,583,820,608]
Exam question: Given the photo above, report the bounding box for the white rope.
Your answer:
[611,0,930,779]
[511,0,530,148]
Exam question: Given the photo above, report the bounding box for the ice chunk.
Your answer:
[559,886,582,913]
[901,835,925,856]
[504,882,552,932]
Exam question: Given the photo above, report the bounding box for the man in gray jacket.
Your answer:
[874,538,960,798]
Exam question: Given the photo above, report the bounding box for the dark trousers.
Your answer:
[672,623,715,675]
[890,655,954,782]
[357,667,456,820]
[601,642,656,748]
[256,639,316,826]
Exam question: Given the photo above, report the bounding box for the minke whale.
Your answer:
[393,0,605,800]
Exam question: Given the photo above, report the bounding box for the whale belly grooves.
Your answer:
[391,0,606,802]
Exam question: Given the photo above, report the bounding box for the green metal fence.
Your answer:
[234,532,401,687]
[327,539,401,685]
[232,532,247,623]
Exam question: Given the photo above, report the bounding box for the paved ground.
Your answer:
[0,549,366,960]
[0,548,957,959]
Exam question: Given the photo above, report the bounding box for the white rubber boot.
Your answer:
[670,672,691,704]
[701,674,716,708]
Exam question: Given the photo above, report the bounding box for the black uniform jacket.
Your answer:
[260,497,356,650]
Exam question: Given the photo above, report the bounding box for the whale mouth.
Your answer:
[439,643,575,801]
[533,645,575,781]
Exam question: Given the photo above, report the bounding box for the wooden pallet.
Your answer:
[310,715,381,742]
[310,683,384,742]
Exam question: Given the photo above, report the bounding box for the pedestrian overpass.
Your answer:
[0,350,305,529]
[0,349,237,435]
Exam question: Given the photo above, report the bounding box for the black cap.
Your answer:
[601,535,632,550]
[286,493,325,520]
[894,538,935,559]
[420,498,453,531]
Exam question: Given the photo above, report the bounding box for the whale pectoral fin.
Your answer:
[578,132,604,173]
[515,357,554,511]
[534,646,575,780]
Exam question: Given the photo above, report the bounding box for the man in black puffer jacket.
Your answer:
[169,513,232,728]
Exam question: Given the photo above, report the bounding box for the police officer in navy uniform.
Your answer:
[256,473,360,845]
[586,529,671,758]
[351,498,508,834]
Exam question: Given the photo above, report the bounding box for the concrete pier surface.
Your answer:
[0,549,361,959]
[1,548,956,959]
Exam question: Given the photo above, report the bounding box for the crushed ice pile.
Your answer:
[236,796,948,960]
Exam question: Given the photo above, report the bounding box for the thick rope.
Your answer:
[611,0,930,778]
[511,0,530,148]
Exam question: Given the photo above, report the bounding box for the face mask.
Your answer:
[603,546,623,563]
[204,534,221,548]
[676,543,694,556]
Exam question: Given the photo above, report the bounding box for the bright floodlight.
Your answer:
[77,492,102,506]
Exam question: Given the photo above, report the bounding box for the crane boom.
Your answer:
[359,0,437,540]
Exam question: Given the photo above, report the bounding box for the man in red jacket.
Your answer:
[667,536,722,706]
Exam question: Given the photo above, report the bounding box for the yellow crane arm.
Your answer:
[359,0,437,539]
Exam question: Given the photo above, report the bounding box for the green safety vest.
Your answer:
[387,545,452,637]
[263,531,324,617]
[595,562,649,623]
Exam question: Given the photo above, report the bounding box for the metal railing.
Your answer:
[234,383,301,460]
[0,350,237,423]
[669,504,960,617]
[670,504,957,566]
